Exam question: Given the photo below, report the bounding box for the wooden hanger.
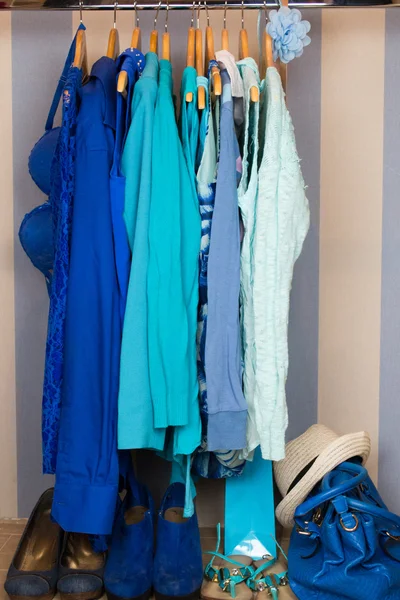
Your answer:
[195,11,206,110]
[162,1,170,60]
[106,2,120,60]
[264,29,274,69]
[221,0,229,50]
[149,0,161,53]
[73,1,88,78]
[239,0,259,102]
[204,1,221,97]
[186,2,196,102]
[117,2,141,94]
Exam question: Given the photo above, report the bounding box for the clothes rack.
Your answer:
[2,0,399,8]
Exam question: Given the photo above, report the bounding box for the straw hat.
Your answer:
[274,424,371,528]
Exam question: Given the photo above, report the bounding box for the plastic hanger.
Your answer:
[149,0,161,54]
[106,1,120,60]
[239,0,259,102]
[162,0,170,60]
[73,0,88,78]
[204,0,221,96]
[221,0,229,50]
[185,1,196,102]
[117,1,140,94]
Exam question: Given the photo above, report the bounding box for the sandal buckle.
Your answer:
[222,577,231,592]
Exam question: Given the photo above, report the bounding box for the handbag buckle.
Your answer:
[340,513,359,532]
[297,521,312,536]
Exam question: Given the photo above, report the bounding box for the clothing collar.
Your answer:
[90,57,117,130]
[142,52,159,82]
[116,48,145,82]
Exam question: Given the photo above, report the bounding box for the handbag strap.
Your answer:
[295,462,400,538]
[44,23,86,132]
[295,463,368,518]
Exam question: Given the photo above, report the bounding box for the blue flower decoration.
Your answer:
[267,7,311,64]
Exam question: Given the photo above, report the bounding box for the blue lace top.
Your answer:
[42,66,82,474]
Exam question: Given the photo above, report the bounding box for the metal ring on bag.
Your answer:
[386,531,400,541]
[340,514,359,532]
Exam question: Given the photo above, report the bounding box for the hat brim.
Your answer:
[275,431,371,528]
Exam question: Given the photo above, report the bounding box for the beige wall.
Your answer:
[0,12,17,518]
[318,9,385,481]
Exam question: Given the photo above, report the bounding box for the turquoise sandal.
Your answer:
[201,525,254,600]
[247,558,290,600]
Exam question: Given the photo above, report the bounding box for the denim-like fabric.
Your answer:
[205,68,247,452]
[52,57,120,535]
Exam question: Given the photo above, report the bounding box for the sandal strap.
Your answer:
[247,560,289,597]
[203,524,254,598]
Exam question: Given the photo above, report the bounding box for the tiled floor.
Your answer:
[0,520,291,600]
[0,519,28,600]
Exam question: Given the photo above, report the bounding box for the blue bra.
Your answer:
[19,27,83,293]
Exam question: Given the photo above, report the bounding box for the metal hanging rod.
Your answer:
[1,0,398,8]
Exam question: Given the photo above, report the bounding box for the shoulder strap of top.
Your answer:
[45,23,86,132]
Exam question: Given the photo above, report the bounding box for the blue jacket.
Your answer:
[52,57,120,535]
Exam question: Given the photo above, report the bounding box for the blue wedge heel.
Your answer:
[104,470,154,600]
[154,483,203,600]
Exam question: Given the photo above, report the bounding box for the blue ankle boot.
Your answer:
[104,474,154,600]
[154,483,203,600]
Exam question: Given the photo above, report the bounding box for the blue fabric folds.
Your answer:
[42,44,83,474]
[52,57,120,535]
[110,49,145,323]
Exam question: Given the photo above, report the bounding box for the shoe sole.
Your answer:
[154,588,201,600]
[58,590,104,600]
[6,593,55,600]
[106,587,152,600]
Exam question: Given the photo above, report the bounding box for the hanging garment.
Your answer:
[236,57,261,461]
[147,59,201,435]
[52,57,120,535]
[252,67,310,461]
[110,49,145,323]
[19,26,83,305]
[41,27,84,474]
[179,65,199,178]
[215,50,245,132]
[118,52,166,451]
[205,67,247,452]
[192,65,245,480]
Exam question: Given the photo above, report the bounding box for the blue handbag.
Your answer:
[289,461,400,600]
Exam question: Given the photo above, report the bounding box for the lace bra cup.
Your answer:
[28,127,60,196]
[19,25,84,293]
[19,202,54,294]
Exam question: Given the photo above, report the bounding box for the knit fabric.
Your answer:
[253,67,310,460]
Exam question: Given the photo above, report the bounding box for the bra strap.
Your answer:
[45,23,86,132]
